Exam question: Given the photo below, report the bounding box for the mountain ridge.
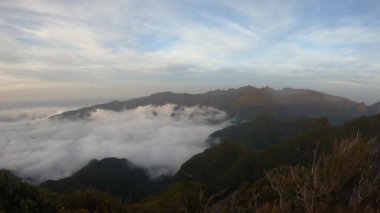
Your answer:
[2,114,380,212]
[174,114,380,193]
[52,85,372,125]
[41,157,173,201]
[369,101,380,114]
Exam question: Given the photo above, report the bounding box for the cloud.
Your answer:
[0,0,260,79]
[0,104,229,182]
[0,107,69,122]
[295,26,380,45]
[0,0,379,103]
[219,0,297,34]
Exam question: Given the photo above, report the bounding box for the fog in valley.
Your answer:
[0,104,229,183]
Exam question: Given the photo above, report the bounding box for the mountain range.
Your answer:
[53,85,379,125]
[37,113,380,212]
[1,85,380,212]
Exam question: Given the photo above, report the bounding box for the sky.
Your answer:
[0,0,379,105]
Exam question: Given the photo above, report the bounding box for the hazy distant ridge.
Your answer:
[53,85,377,125]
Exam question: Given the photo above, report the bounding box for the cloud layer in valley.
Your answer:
[0,104,229,182]
[0,107,70,122]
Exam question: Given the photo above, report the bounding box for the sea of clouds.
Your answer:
[0,104,229,183]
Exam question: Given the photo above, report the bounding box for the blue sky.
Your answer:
[0,0,379,104]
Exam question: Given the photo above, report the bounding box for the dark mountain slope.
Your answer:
[209,116,330,150]
[211,136,380,212]
[0,170,59,212]
[0,170,128,212]
[52,86,369,125]
[369,101,380,114]
[41,158,173,201]
[175,114,380,192]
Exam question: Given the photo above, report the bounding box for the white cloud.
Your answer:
[0,0,379,103]
[219,0,297,34]
[295,26,380,45]
[0,0,263,82]
[0,104,229,182]
[0,107,69,122]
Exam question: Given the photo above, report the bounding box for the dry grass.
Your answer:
[262,135,380,213]
[196,135,380,213]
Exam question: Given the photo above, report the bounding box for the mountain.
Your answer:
[0,170,59,212]
[2,114,380,212]
[369,101,380,114]
[0,170,128,212]
[210,135,380,212]
[128,114,380,212]
[41,158,173,201]
[52,86,369,125]
[42,114,378,209]
[175,114,380,193]
[209,116,330,150]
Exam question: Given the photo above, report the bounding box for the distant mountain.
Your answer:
[41,158,172,201]
[369,101,380,114]
[52,85,370,125]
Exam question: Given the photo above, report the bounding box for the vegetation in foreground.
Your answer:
[0,170,128,212]
[211,136,380,212]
